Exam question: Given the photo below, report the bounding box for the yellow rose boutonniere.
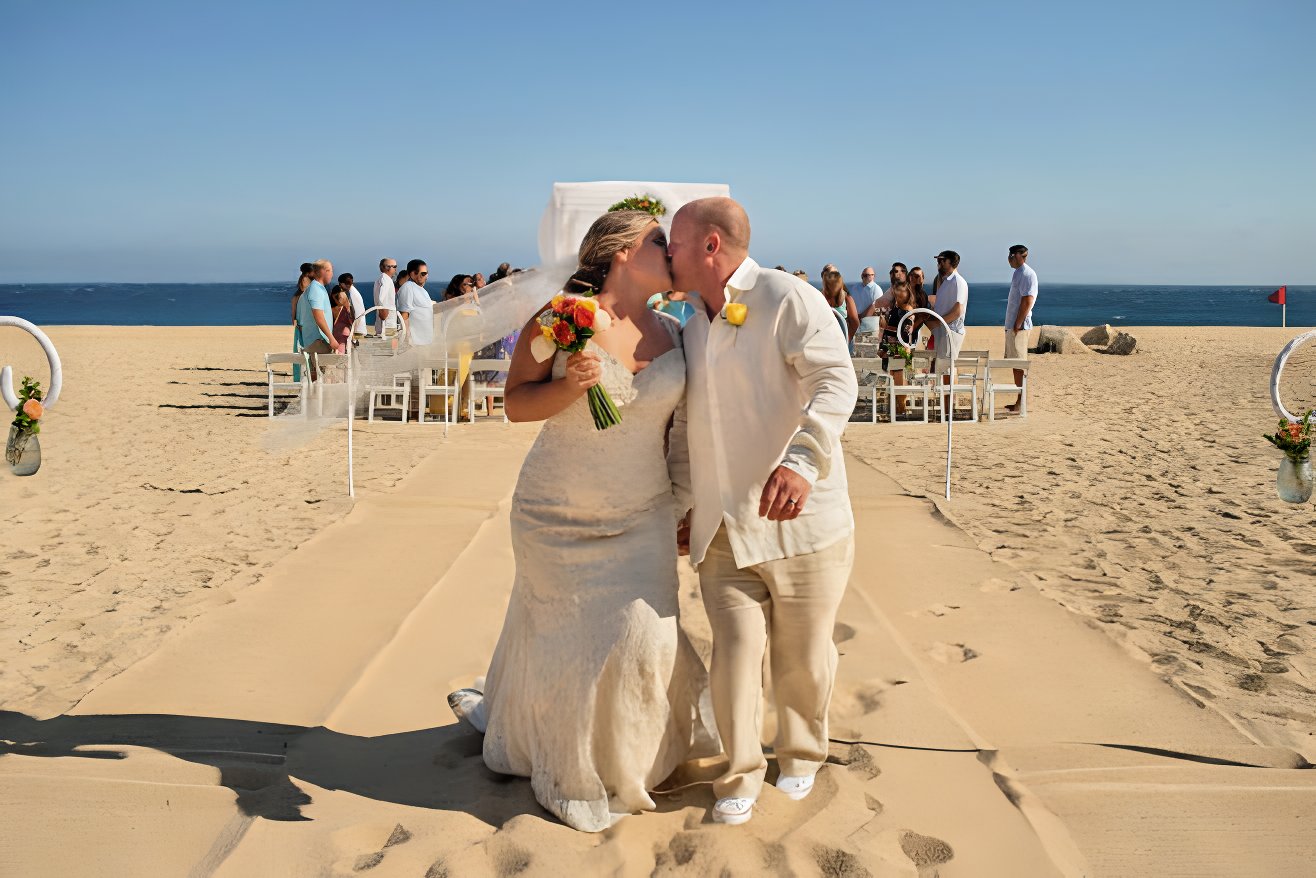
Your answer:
[723,302,748,326]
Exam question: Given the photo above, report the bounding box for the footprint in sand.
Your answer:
[906,604,960,618]
[979,577,1021,593]
[928,642,978,664]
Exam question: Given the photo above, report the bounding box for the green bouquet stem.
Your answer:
[587,384,622,430]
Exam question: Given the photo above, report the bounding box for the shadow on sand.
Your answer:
[0,710,567,827]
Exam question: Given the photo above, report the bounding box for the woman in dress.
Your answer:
[821,267,859,346]
[910,265,935,350]
[879,279,918,418]
[291,263,313,382]
[448,210,716,832]
[329,286,355,347]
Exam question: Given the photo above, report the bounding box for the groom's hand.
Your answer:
[676,515,690,556]
[760,466,811,521]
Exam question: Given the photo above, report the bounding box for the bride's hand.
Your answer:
[564,351,603,392]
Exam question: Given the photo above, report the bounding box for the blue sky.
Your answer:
[1,0,1312,284]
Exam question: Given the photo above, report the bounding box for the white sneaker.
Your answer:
[712,796,755,825]
[447,688,488,734]
[776,774,815,801]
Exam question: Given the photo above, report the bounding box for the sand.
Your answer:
[845,326,1316,760]
[2,324,1314,876]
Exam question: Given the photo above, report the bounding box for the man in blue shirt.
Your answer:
[1004,244,1038,413]
[852,267,882,335]
[297,259,344,379]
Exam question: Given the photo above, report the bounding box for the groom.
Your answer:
[668,198,858,825]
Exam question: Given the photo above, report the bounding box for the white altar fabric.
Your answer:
[537,181,731,265]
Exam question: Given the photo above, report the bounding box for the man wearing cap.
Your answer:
[1004,244,1037,413]
[918,250,968,417]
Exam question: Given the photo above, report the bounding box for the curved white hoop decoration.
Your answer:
[896,308,956,500]
[1,316,63,411]
[1271,330,1316,424]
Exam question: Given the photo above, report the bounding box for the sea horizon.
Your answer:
[1,281,1312,328]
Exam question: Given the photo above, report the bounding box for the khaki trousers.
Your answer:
[699,527,854,800]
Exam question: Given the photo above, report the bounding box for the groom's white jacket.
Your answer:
[670,258,858,569]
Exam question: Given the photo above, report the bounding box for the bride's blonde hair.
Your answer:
[565,210,658,294]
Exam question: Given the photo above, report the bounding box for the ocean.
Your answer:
[0,282,1312,328]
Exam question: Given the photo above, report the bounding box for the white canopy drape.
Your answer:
[537,181,731,264]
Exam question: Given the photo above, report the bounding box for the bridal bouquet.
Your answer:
[530,294,622,430]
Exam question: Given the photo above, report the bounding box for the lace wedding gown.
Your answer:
[471,319,717,832]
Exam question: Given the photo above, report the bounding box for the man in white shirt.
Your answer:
[395,259,435,346]
[1004,244,1038,413]
[668,197,858,827]
[338,273,367,337]
[373,258,398,336]
[916,250,968,418]
[852,266,882,335]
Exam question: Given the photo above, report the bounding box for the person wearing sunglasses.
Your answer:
[396,259,436,346]
[374,258,398,336]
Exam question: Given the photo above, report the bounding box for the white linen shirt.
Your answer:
[396,280,435,346]
[1005,263,1038,330]
[374,272,397,332]
[672,258,858,569]
[934,270,969,333]
[347,284,366,335]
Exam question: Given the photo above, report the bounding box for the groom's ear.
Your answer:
[705,231,720,254]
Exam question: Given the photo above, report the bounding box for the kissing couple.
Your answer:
[448,198,859,830]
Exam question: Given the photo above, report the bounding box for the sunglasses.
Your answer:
[417,270,428,276]
[384,264,397,270]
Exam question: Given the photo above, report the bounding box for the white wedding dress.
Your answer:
[466,317,717,832]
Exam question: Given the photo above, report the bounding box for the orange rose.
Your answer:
[553,321,576,346]
[22,399,42,420]
[574,303,595,328]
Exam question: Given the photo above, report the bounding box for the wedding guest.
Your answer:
[853,266,882,335]
[655,289,696,325]
[820,267,859,345]
[396,259,435,346]
[374,257,398,336]
[444,274,477,301]
[337,272,366,337]
[490,262,511,283]
[793,269,809,282]
[916,250,968,417]
[1004,244,1038,412]
[879,279,918,417]
[473,272,486,290]
[909,265,933,349]
[329,286,355,345]
[296,259,344,379]
[291,263,313,381]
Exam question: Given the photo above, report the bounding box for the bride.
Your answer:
[448,210,716,832]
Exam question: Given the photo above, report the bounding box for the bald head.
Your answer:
[676,197,751,254]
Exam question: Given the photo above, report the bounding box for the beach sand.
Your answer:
[2,324,1314,876]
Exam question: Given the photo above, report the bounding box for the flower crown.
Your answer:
[608,194,666,217]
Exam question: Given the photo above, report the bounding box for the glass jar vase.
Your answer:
[5,425,40,476]
[1277,455,1313,503]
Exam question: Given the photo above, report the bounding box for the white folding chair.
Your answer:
[985,358,1030,419]
[264,352,309,417]
[417,359,462,424]
[366,372,412,423]
[467,358,511,422]
[851,357,891,423]
[308,352,350,418]
[889,354,932,423]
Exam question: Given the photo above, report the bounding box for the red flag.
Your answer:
[1268,285,1287,304]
